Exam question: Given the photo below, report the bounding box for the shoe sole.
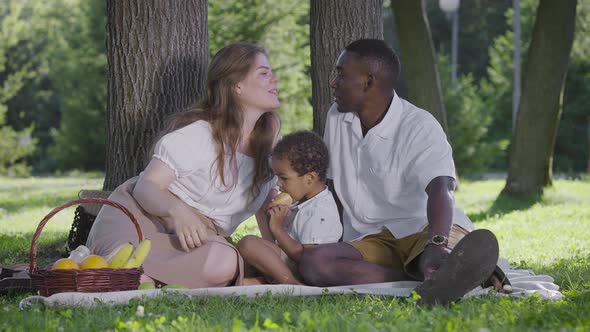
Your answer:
[415,229,499,306]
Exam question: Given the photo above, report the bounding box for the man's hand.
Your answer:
[420,244,451,280]
[268,205,289,231]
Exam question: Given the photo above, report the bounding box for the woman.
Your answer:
[86,43,281,288]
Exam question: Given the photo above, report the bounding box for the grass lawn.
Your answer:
[1,175,589,331]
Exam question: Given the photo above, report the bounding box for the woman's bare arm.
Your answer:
[132,159,209,251]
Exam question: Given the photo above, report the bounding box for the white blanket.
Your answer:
[19,259,564,308]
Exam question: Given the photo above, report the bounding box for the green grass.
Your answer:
[1,176,589,331]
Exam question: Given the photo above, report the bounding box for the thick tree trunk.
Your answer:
[104,0,208,190]
[391,0,448,134]
[310,0,383,136]
[503,0,577,196]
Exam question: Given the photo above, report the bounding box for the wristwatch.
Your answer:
[426,234,449,247]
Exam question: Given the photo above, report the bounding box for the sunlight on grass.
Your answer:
[455,179,590,267]
[1,175,589,331]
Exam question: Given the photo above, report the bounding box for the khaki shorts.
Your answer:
[348,225,469,280]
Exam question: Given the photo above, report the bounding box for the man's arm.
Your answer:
[425,176,455,238]
[420,176,456,280]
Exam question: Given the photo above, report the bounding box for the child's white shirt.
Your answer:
[284,187,342,244]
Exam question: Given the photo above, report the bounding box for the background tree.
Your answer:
[503,0,577,195]
[209,0,312,134]
[391,0,447,133]
[0,0,38,175]
[310,0,383,136]
[103,0,208,190]
[48,0,107,171]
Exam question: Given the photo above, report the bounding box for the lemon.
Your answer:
[79,255,109,269]
[52,258,80,270]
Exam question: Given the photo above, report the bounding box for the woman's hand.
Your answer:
[165,204,210,252]
[268,205,289,231]
[133,159,210,252]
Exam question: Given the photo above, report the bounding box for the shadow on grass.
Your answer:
[0,231,68,267]
[468,191,543,223]
[0,192,79,215]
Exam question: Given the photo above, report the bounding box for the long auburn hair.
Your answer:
[157,43,279,197]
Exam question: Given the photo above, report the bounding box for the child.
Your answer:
[237,131,342,285]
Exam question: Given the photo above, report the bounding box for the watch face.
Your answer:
[432,235,446,244]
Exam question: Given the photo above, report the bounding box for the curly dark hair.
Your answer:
[272,131,329,181]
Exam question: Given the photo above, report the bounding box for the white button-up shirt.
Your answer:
[153,120,276,237]
[323,93,473,241]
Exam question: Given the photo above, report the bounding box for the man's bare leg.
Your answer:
[299,242,406,286]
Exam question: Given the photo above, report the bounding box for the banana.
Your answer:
[123,239,152,268]
[107,242,134,268]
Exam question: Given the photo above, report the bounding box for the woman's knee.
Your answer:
[200,243,239,286]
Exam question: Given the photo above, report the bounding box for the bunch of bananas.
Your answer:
[106,239,152,269]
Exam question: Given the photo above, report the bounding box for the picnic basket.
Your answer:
[29,198,143,296]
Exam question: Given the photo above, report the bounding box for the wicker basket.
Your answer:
[29,198,144,296]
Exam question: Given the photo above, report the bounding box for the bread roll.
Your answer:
[270,192,293,207]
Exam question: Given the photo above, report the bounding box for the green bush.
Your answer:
[0,124,36,176]
[0,0,37,176]
[439,56,501,175]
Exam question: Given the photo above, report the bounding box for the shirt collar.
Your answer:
[343,91,403,140]
[292,186,329,210]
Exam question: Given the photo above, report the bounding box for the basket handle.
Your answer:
[29,198,143,272]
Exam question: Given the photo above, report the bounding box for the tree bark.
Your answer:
[503,0,577,196]
[104,0,208,190]
[310,0,383,136]
[391,0,448,134]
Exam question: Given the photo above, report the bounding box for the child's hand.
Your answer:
[268,205,289,230]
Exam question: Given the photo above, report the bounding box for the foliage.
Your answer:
[438,55,501,174]
[476,0,538,170]
[425,0,512,81]
[1,0,588,175]
[46,0,107,171]
[209,0,312,134]
[556,1,590,173]
[0,0,38,175]
[1,176,590,330]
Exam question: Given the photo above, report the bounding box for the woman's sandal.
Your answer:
[415,229,499,306]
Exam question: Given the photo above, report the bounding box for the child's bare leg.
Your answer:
[242,276,267,285]
[237,235,303,285]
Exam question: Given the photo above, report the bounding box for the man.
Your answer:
[299,39,501,305]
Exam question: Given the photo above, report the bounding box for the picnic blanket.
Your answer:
[18,259,564,308]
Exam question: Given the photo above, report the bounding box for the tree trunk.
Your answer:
[310,0,383,136]
[391,0,448,134]
[503,0,577,196]
[104,0,208,190]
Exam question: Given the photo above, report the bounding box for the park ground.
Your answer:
[0,175,589,331]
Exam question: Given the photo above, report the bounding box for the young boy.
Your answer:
[237,131,342,285]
